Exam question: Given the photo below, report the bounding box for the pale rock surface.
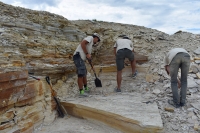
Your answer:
[194,47,200,55]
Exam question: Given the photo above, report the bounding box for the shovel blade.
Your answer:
[95,78,102,87]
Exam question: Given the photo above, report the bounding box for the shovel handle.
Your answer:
[45,76,65,118]
[87,59,97,78]
[45,76,56,97]
[46,76,50,85]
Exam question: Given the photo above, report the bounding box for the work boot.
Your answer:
[168,99,180,108]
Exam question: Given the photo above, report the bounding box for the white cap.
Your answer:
[93,33,100,42]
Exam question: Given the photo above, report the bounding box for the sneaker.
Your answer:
[84,86,90,92]
[132,70,138,78]
[168,99,180,108]
[115,88,121,92]
[79,90,88,97]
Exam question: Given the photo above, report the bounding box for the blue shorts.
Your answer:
[73,53,87,77]
[116,48,134,71]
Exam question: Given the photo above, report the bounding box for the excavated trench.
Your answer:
[36,64,164,133]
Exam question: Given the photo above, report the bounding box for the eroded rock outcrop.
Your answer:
[1,1,200,133]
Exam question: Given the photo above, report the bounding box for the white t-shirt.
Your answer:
[164,48,190,66]
[113,38,133,52]
[73,36,94,60]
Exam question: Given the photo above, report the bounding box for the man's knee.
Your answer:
[117,65,124,71]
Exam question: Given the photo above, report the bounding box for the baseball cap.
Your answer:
[118,34,127,37]
[93,33,100,42]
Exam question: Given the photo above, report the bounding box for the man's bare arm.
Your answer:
[165,65,170,75]
[114,47,117,56]
[81,40,91,59]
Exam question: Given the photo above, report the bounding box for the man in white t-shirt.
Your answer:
[164,48,190,108]
[73,33,100,96]
[113,35,137,92]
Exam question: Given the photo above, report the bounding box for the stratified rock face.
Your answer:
[0,1,87,82]
[0,71,59,133]
[0,2,87,132]
[0,1,158,81]
[0,71,28,109]
[0,2,200,80]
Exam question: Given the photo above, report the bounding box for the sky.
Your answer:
[1,0,200,35]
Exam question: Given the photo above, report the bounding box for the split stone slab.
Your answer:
[61,92,163,133]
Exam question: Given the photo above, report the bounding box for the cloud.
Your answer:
[2,0,57,6]
[22,0,56,6]
[43,0,153,26]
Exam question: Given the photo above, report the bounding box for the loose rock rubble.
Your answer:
[54,32,200,133]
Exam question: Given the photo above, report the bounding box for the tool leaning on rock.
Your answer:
[45,76,65,118]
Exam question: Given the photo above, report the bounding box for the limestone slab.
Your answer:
[61,92,163,133]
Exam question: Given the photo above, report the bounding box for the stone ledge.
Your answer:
[90,65,149,75]
[61,93,163,133]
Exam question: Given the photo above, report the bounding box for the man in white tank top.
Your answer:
[113,35,137,92]
[73,33,100,96]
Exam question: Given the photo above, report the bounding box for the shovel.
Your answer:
[88,59,102,87]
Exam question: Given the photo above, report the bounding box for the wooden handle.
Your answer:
[46,76,56,97]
